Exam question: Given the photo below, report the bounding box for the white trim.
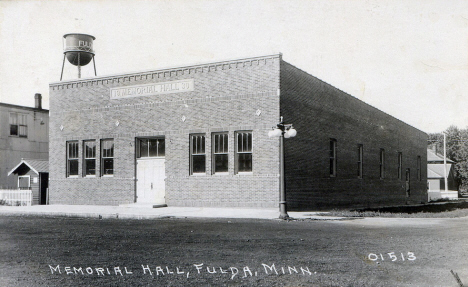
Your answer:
[136,156,166,160]
[191,172,206,176]
[8,160,39,176]
[237,172,253,176]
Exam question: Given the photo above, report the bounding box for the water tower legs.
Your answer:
[93,56,97,77]
[60,53,97,80]
[78,53,81,78]
[60,54,66,81]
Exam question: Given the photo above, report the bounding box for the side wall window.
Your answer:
[380,149,385,179]
[329,139,337,177]
[101,139,114,176]
[417,156,421,181]
[398,152,403,180]
[190,134,206,175]
[236,131,252,173]
[67,141,79,177]
[357,144,363,178]
[212,133,228,174]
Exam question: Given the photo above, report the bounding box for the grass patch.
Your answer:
[321,200,468,218]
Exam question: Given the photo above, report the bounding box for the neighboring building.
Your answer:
[48,54,427,210]
[7,159,49,205]
[0,94,49,189]
[427,149,458,200]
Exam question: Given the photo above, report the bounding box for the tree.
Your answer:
[428,126,468,192]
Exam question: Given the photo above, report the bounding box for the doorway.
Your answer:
[136,138,166,204]
[39,173,49,205]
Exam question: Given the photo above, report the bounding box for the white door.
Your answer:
[136,158,165,204]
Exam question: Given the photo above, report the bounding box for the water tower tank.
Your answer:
[60,33,97,80]
[63,33,95,66]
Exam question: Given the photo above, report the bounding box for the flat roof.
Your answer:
[50,53,282,86]
[0,102,48,112]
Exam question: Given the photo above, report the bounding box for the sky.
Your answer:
[1,0,467,133]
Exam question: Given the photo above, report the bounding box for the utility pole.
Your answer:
[444,133,448,194]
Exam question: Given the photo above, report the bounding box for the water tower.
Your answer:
[60,33,97,80]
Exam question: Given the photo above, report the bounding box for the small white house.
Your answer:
[427,149,458,201]
[7,158,49,205]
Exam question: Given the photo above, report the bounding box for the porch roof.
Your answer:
[7,159,49,176]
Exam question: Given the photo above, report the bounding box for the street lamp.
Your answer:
[268,116,297,219]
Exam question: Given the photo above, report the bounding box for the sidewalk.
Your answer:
[0,204,341,220]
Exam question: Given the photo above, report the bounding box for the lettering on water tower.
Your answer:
[78,40,93,50]
[110,79,194,99]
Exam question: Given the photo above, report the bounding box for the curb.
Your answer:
[0,210,346,221]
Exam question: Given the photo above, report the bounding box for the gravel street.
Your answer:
[0,215,467,286]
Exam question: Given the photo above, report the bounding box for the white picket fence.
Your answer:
[0,189,32,206]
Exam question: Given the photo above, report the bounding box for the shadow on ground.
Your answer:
[356,201,468,214]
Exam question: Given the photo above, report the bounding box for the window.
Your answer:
[137,138,165,158]
[329,139,337,177]
[18,176,30,190]
[212,133,228,174]
[406,168,411,197]
[398,152,403,180]
[101,139,114,176]
[190,134,206,175]
[18,114,27,137]
[67,141,79,177]
[236,131,252,173]
[417,156,421,181]
[9,113,18,136]
[357,144,363,178]
[83,140,96,176]
[380,149,385,179]
[9,113,27,137]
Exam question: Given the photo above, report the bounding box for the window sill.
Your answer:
[212,172,229,176]
[67,176,79,179]
[102,175,114,178]
[236,172,253,175]
[191,173,206,176]
[84,175,97,178]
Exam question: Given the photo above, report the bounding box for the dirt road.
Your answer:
[0,215,466,286]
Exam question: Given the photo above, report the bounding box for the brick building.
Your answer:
[0,94,49,189]
[48,54,427,210]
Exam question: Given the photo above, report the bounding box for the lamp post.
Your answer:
[268,116,297,220]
